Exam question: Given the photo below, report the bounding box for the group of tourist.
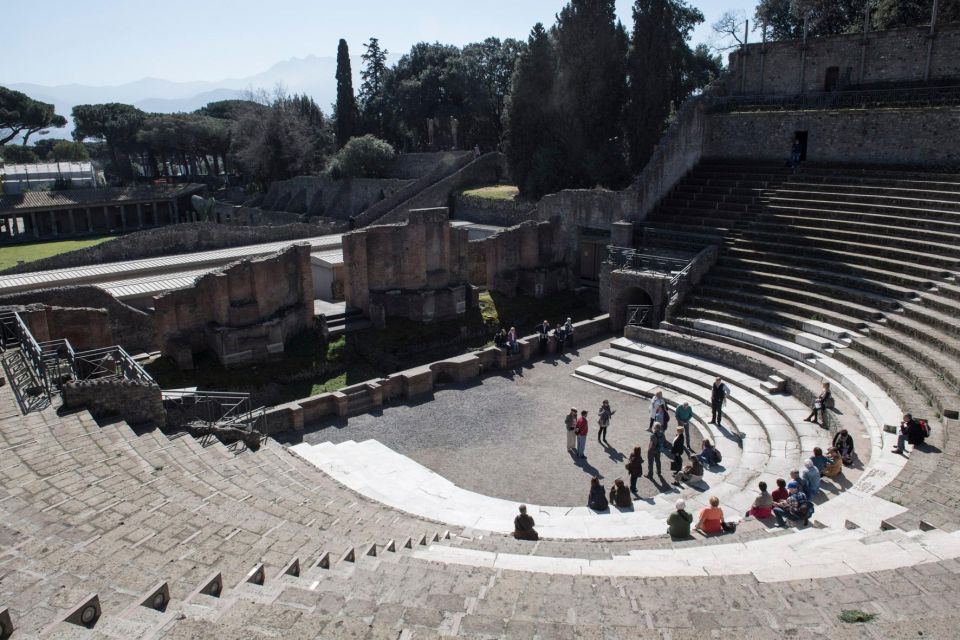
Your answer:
[493,318,576,356]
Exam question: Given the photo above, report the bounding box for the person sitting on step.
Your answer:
[673,452,704,486]
[513,504,538,541]
[832,429,855,465]
[609,478,633,509]
[587,476,609,511]
[667,499,693,539]
[801,459,821,498]
[810,447,830,474]
[771,477,789,502]
[745,481,774,519]
[773,481,811,528]
[822,447,843,479]
[697,439,721,467]
[696,496,725,535]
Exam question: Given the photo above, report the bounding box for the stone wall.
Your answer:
[0,222,324,276]
[727,22,960,96]
[451,192,535,227]
[19,304,113,351]
[704,107,960,166]
[263,314,612,433]
[467,220,568,297]
[0,286,156,353]
[154,244,314,368]
[386,151,474,179]
[343,208,470,324]
[367,152,508,226]
[259,175,414,220]
[61,379,165,428]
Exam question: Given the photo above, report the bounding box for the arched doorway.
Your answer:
[621,286,655,328]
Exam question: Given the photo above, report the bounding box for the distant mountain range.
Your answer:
[3,54,390,141]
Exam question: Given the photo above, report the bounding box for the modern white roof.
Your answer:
[0,161,94,176]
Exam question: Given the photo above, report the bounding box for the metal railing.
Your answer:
[162,389,267,444]
[627,305,653,328]
[606,247,692,274]
[711,85,960,114]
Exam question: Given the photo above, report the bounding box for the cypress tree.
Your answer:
[334,38,358,148]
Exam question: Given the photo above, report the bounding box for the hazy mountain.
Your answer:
[3,54,385,141]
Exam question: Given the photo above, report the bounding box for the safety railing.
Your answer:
[162,389,267,443]
[711,85,960,114]
[606,247,692,274]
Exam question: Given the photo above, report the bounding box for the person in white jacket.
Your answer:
[648,391,666,432]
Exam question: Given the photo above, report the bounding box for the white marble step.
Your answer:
[412,526,960,582]
[802,319,858,344]
[692,318,819,361]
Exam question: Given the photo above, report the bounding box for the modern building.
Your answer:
[0,161,99,194]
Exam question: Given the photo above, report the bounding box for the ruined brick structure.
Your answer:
[467,220,568,298]
[342,208,470,326]
[154,244,314,369]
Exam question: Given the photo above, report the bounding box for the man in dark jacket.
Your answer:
[711,377,728,426]
[513,505,538,540]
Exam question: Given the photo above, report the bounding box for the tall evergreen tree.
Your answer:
[334,38,358,148]
[505,23,561,198]
[359,37,389,138]
[625,0,703,173]
[552,0,629,190]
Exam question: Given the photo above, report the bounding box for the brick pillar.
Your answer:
[119,204,127,230]
[49,210,59,236]
[611,221,634,248]
[85,207,93,232]
[69,209,77,235]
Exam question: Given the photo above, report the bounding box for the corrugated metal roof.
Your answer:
[0,161,94,176]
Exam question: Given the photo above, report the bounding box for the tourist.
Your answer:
[833,429,855,465]
[823,447,843,479]
[587,477,608,511]
[711,377,729,426]
[673,452,704,486]
[652,423,667,453]
[810,447,830,474]
[564,407,578,453]
[554,323,566,355]
[474,144,481,158]
[745,481,774,519]
[575,410,589,459]
[597,400,615,446]
[789,136,803,170]
[563,317,574,347]
[646,427,662,477]
[675,401,693,451]
[789,469,803,493]
[670,427,685,473]
[626,446,644,495]
[696,496,725,535]
[494,328,507,349]
[507,326,519,354]
[513,505,538,541]
[771,478,789,502]
[538,319,551,354]
[697,439,721,467]
[805,382,832,425]
[648,390,666,432]
[893,413,928,454]
[667,499,693,538]
[773,481,811,528]
[609,478,633,509]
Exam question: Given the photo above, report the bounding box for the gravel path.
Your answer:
[286,336,704,506]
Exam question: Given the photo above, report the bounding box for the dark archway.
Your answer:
[621,286,655,328]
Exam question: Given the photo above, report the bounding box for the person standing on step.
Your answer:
[626,446,644,496]
[648,390,666,432]
[711,377,729,426]
[670,427,686,474]
[512,505,538,541]
[646,427,662,477]
[564,317,574,348]
[597,399,614,446]
[675,401,694,452]
[537,319,551,355]
[507,326,519,354]
[575,410,589,459]
[554,323,566,355]
[565,407,578,453]
[805,382,831,425]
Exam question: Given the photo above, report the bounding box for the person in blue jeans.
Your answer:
[575,410,588,459]
[773,482,810,528]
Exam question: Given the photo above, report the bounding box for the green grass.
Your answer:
[461,185,520,201]
[838,610,877,624]
[0,236,114,270]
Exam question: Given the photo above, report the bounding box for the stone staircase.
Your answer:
[651,160,960,532]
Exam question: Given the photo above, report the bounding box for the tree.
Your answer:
[626,0,704,173]
[552,0,630,189]
[754,0,867,40]
[0,87,67,146]
[459,37,525,150]
[359,37,389,137]
[711,10,749,51]
[328,135,396,178]
[71,103,146,181]
[334,39,359,148]
[505,23,562,198]
[872,0,960,30]
[49,140,90,161]
[0,145,39,163]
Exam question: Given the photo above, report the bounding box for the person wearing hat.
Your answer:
[772,481,810,528]
[667,499,693,538]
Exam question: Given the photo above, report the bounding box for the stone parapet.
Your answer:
[61,378,165,428]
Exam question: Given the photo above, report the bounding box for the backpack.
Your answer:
[919,419,931,436]
[714,448,722,464]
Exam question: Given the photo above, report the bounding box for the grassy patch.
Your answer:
[0,236,115,270]
[838,610,877,624]
[462,185,520,201]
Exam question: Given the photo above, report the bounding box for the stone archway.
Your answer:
[620,286,656,328]
[604,269,669,331]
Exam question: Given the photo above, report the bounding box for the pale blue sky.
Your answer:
[4,0,758,86]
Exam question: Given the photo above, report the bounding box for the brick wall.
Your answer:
[20,304,113,351]
[259,175,414,219]
[386,151,474,179]
[467,220,568,297]
[62,379,165,428]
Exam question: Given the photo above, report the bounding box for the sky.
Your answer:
[3,0,757,87]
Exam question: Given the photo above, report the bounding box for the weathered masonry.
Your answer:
[0,184,204,244]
